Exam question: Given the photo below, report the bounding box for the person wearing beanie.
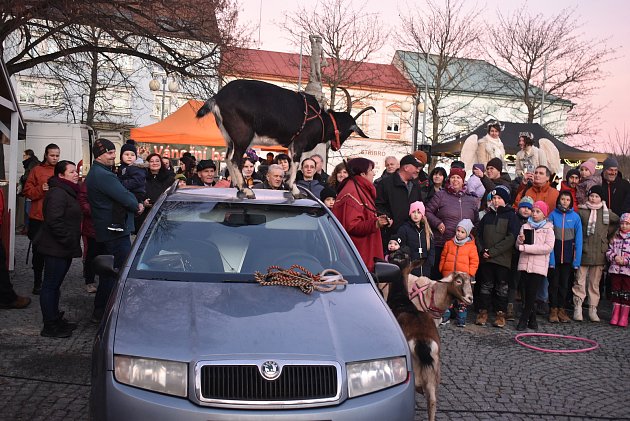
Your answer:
[514,165,559,216]
[574,184,620,322]
[110,139,146,232]
[451,160,465,169]
[384,234,403,262]
[576,158,601,206]
[412,151,429,184]
[560,168,580,212]
[474,158,512,211]
[600,155,630,216]
[319,185,337,209]
[85,138,143,323]
[425,165,479,278]
[606,213,630,327]
[548,191,583,323]
[174,173,187,188]
[514,198,555,330]
[475,179,519,328]
[439,218,479,327]
[397,201,434,277]
[22,143,61,294]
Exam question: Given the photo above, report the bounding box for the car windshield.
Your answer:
[129,200,366,283]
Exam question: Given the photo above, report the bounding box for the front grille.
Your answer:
[200,364,338,402]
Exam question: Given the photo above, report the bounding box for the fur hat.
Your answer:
[580,158,598,176]
[518,195,534,209]
[92,138,115,158]
[409,201,425,217]
[491,185,511,204]
[448,167,466,180]
[196,159,217,172]
[400,154,421,168]
[602,156,619,171]
[413,150,427,165]
[588,184,604,200]
[457,219,474,237]
[120,139,137,159]
[533,201,549,217]
[486,157,503,173]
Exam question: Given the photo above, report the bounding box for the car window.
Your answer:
[129,201,366,283]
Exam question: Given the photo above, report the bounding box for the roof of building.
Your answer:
[222,48,415,94]
[393,50,572,106]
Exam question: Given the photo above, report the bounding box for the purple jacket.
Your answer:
[425,188,479,248]
[607,232,630,277]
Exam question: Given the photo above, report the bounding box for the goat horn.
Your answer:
[339,87,352,113]
[354,106,376,120]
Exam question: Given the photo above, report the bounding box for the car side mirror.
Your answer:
[93,255,118,277]
[373,262,401,284]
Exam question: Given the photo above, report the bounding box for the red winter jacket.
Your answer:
[333,176,383,272]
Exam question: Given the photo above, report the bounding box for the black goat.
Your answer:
[196,79,374,197]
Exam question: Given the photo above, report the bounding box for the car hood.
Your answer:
[113,279,406,364]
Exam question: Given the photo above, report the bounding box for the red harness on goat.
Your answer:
[408,280,444,319]
[291,93,341,151]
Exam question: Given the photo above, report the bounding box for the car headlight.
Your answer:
[347,356,408,398]
[114,355,187,397]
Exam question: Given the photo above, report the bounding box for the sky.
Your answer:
[237,0,630,152]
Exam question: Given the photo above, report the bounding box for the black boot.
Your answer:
[516,313,528,331]
[528,311,538,330]
[40,320,73,338]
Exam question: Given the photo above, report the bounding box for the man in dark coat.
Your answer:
[600,156,630,215]
[376,154,422,249]
[86,139,143,323]
[189,160,217,186]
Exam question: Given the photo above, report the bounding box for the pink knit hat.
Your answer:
[533,201,549,217]
[409,201,425,217]
[580,158,598,176]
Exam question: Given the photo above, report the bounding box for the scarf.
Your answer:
[527,217,547,230]
[446,183,466,197]
[581,200,609,236]
[454,236,472,246]
[556,204,570,213]
[55,176,80,194]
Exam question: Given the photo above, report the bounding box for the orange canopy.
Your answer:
[130,100,226,146]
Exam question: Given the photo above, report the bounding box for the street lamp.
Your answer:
[149,74,179,120]
[411,91,425,152]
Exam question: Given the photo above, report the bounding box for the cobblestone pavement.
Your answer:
[1,234,629,420]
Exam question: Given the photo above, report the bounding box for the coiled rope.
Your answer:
[254,265,348,294]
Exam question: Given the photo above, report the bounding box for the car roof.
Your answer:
[166,186,322,207]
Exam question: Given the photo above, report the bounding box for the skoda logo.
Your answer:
[260,361,280,380]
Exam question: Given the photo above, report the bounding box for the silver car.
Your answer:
[90,187,415,420]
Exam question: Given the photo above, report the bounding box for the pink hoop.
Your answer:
[514,332,600,353]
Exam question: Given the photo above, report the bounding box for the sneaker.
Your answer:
[41,321,73,338]
[107,224,125,232]
[0,295,31,309]
[456,318,466,327]
[86,283,98,293]
[439,318,450,326]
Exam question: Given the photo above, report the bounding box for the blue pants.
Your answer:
[94,236,131,313]
[39,256,72,323]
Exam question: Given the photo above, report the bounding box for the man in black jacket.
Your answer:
[375,154,422,250]
[600,156,630,215]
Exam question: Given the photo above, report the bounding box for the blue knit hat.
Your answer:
[491,185,511,204]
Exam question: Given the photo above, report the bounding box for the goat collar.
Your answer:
[329,112,341,151]
[408,278,443,319]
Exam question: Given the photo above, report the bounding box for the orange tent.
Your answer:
[130,100,226,146]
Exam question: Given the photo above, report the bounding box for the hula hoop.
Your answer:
[514,332,600,353]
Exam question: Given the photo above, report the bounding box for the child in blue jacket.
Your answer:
[548,191,583,323]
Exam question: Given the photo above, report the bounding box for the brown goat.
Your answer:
[386,249,474,421]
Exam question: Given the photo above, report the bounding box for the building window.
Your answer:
[43,83,61,106]
[18,81,36,104]
[386,111,400,133]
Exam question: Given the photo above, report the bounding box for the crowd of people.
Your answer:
[1,127,630,338]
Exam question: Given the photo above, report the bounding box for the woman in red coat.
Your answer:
[333,158,391,272]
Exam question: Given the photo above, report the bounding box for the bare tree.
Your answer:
[486,5,616,140]
[281,0,388,110]
[396,0,484,146]
[1,0,249,98]
[608,125,630,179]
